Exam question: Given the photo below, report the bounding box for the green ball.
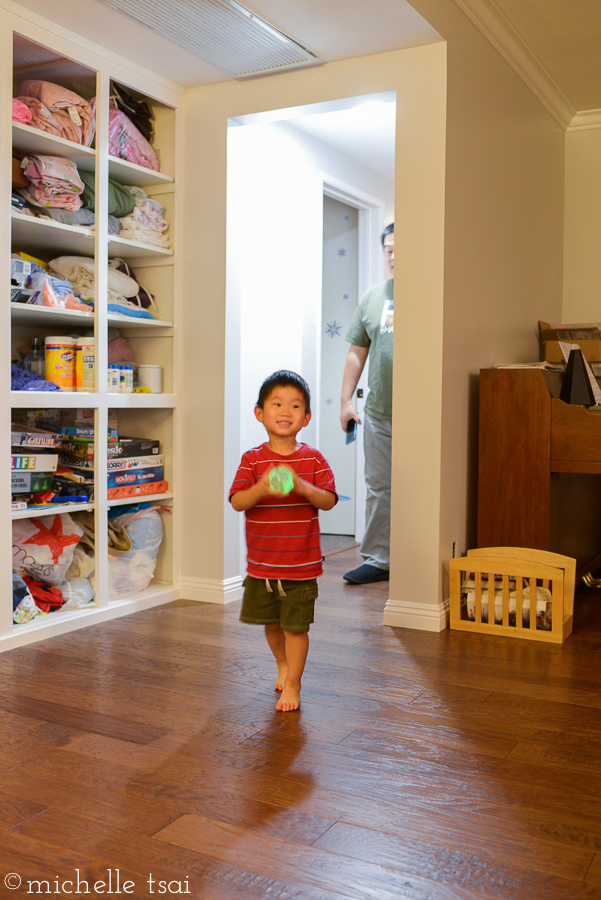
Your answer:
[269,466,294,495]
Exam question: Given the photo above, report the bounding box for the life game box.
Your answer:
[11,454,59,472]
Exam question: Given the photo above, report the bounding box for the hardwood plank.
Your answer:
[0,765,182,835]
[506,741,601,775]
[0,690,169,744]
[313,820,593,893]
[585,854,601,886]
[0,791,49,829]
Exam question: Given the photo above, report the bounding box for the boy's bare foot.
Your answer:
[275,663,287,692]
[276,685,300,711]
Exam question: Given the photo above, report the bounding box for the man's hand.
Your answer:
[340,344,369,431]
[340,402,361,431]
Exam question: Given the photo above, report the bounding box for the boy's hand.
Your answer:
[231,466,282,511]
[291,471,336,511]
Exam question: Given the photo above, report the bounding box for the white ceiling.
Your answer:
[10,0,442,88]
[287,100,397,182]
[10,0,601,115]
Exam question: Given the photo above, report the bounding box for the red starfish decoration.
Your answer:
[23,517,81,563]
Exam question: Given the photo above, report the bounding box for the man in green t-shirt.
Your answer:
[340,223,394,584]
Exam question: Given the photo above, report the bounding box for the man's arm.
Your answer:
[340,344,369,430]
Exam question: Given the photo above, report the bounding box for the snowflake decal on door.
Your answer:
[337,248,347,257]
[325,321,342,338]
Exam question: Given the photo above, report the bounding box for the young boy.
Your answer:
[229,370,337,712]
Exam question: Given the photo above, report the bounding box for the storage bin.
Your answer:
[449,547,575,643]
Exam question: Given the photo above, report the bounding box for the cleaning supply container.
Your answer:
[76,337,95,391]
[45,336,76,391]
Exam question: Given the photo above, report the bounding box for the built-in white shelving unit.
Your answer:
[2,11,182,651]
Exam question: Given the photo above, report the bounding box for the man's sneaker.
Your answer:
[343,564,389,584]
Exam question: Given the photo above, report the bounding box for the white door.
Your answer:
[319,195,359,535]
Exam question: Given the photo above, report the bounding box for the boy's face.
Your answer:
[255,385,311,439]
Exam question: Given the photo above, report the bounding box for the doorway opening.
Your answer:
[226,92,395,573]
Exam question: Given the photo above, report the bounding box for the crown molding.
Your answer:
[568,109,601,132]
[451,0,576,130]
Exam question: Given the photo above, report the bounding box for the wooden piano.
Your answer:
[477,367,601,578]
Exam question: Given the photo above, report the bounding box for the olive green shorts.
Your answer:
[240,576,319,633]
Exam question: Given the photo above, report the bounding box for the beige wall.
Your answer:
[410,0,565,610]
[563,126,601,322]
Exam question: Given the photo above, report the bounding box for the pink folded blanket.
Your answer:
[106,105,159,171]
[20,155,84,211]
[19,80,95,146]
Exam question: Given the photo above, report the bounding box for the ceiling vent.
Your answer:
[101,0,321,78]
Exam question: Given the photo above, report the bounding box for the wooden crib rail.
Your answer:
[449,546,575,643]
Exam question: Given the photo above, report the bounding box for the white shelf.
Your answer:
[108,155,174,187]
[106,392,176,408]
[12,123,96,171]
[11,302,93,328]
[12,604,100,634]
[12,502,94,520]
[108,491,173,508]
[107,313,173,328]
[6,583,179,648]
[108,234,173,259]
[11,391,176,408]
[11,302,171,329]
[11,214,172,261]
[11,391,100,408]
[11,210,94,257]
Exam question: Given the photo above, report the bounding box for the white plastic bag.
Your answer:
[61,577,95,609]
[107,507,163,597]
[12,514,83,585]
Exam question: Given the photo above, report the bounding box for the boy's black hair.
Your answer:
[257,370,311,413]
[380,222,394,246]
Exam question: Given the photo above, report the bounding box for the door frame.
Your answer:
[318,173,386,543]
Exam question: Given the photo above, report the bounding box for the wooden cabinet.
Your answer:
[2,13,183,651]
[477,368,601,576]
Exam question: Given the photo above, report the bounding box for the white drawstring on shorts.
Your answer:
[265,578,287,597]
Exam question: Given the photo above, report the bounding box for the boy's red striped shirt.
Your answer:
[229,442,337,580]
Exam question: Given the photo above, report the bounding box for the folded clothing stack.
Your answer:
[118,185,171,249]
[15,80,95,146]
[19,155,85,212]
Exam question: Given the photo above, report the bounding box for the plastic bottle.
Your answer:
[119,364,133,393]
[24,337,45,378]
[108,365,120,392]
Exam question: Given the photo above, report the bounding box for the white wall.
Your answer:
[563,126,601,322]
[227,119,394,461]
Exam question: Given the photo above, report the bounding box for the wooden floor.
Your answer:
[1,547,601,899]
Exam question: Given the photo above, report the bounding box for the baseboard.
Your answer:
[383,596,450,632]
[179,575,243,605]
